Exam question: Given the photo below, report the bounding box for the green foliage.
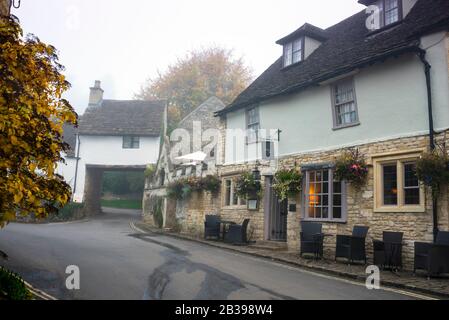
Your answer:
[152,197,164,228]
[100,199,142,210]
[334,149,368,187]
[235,172,262,200]
[167,178,191,200]
[166,175,221,200]
[199,175,221,194]
[272,169,303,202]
[416,149,449,197]
[144,165,156,178]
[102,171,145,195]
[56,202,84,221]
[0,267,33,300]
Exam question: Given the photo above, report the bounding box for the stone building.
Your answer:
[143,0,449,270]
[142,97,225,232]
[58,81,164,213]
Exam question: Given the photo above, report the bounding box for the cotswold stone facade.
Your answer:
[216,132,449,269]
[143,130,449,270]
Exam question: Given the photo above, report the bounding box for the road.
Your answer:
[0,208,429,300]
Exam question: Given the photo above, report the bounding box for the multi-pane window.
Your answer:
[332,78,358,128]
[376,0,401,28]
[381,162,421,206]
[246,107,260,144]
[283,38,303,67]
[384,0,400,25]
[304,169,345,221]
[374,155,424,212]
[123,136,140,149]
[404,163,420,205]
[225,180,232,206]
[224,178,246,207]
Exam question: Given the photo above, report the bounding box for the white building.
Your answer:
[58,81,164,210]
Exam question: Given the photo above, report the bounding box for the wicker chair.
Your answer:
[373,231,404,270]
[414,231,449,277]
[204,215,221,240]
[300,222,324,259]
[335,226,369,264]
[224,219,250,245]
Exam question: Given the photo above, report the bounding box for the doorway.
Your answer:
[264,176,288,242]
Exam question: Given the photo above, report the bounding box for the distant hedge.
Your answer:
[102,171,145,195]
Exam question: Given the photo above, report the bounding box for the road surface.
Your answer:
[0,208,430,300]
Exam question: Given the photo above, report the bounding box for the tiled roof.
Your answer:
[217,0,449,116]
[78,100,165,136]
[62,123,77,158]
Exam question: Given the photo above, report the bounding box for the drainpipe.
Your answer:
[417,50,438,242]
[72,134,81,201]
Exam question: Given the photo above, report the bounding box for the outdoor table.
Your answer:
[374,240,403,272]
[220,221,236,240]
[313,233,332,259]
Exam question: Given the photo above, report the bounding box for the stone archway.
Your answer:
[83,165,146,215]
[83,167,104,215]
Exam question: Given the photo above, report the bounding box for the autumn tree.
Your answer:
[0,16,78,227]
[136,47,253,125]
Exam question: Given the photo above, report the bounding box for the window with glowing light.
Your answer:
[304,169,345,221]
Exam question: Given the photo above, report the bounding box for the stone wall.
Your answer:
[177,191,221,237]
[142,128,449,270]
[277,132,449,269]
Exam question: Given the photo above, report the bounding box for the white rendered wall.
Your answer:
[69,135,160,202]
[224,32,449,164]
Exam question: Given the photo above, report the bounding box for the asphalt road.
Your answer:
[0,208,430,300]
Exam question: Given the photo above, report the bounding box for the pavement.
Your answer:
[0,208,441,300]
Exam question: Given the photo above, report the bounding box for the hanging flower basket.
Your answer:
[334,149,368,187]
[416,149,449,197]
[235,172,262,200]
[272,168,303,202]
[166,175,221,200]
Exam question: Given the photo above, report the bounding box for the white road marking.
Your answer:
[130,222,439,300]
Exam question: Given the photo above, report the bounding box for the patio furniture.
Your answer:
[204,215,221,240]
[300,222,324,259]
[219,220,237,240]
[373,231,404,271]
[414,231,449,277]
[224,219,250,245]
[335,226,369,264]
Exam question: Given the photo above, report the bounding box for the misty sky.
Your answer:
[13,0,365,114]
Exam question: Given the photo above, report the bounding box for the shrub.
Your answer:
[199,175,221,194]
[272,169,303,202]
[0,267,33,300]
[144,164,156,178]
[166,175,221,200]
[416,149,449,197]
[167,178,192,200]
[235,172,262,200]
[56,202,84,221]
[334,149,368,187]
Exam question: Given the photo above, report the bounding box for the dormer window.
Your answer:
[283,38,303,67]
[277,23,327,68]
[360,0,403,29]
[380,0,402,26]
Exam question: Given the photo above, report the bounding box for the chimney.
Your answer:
[88,80,104,107]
